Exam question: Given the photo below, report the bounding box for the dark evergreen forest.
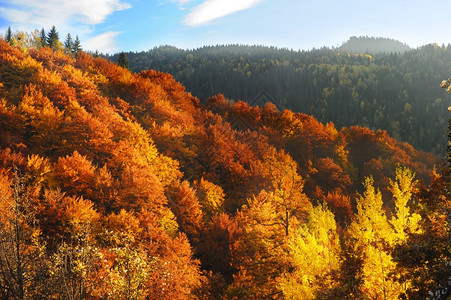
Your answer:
[107,39,451,156]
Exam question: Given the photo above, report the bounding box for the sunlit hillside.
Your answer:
[0,39,449,299]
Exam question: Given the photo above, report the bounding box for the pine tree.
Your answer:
[117,52,129,69]
[5,26,12,43]
[72,35,82,55]
[46,25,59,50]
[64,33,73,55]
[39,28,46,48]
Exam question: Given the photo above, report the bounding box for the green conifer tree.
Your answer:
[5,26,12,43]
[64,33,73,55]
[46,26,59,50]
[39,28,46,48]
[117,52,130,69]
[72,35,82,55]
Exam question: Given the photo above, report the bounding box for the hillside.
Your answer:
[108,43,451,156]
[0,39,449,298]
[339,36,411,53]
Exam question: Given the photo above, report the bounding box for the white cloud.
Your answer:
[1,0,131,27]
[1,0,130,53]
[0,0,130,36]
[83,31,122,53]
[182,0,263,27]
[0,7,32,23]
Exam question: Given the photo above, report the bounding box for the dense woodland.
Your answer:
[0,33,450,299]
[108,37,451,156]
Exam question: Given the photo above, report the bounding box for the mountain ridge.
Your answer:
[339,36,412,53]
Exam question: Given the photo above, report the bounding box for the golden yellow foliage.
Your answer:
[279,204,340,299]
[389,166,421,241]
[348,177,404,299]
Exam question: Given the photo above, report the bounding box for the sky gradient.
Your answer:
[0,0,449,54]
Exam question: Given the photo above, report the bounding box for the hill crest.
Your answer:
[339,36,412,53]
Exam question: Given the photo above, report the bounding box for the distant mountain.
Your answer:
[339,36,411,53]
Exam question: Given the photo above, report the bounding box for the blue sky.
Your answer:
[0,0,449,54]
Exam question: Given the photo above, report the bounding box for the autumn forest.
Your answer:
[0,29,450,299]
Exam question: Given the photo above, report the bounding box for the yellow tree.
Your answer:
[256,147,311,236]
[47,193,102,299]
[389,166,421,242]
[193,178,225,221]
[278,204,341,299]
[387,166,422,295]
[391,166,450,298]
[347,177,402,299]
[95,210,151,299]
[226,190,289,299]
[227,147,312,298]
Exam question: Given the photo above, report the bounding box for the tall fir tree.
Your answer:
[64,33,73,55]
[117,52,129,69]
[46,25,59,50]
[5,26,12,43]
[72,35,82,55]
[39,28,46,48]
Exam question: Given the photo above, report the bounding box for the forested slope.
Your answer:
[0,39,449,299]
[109,43,451,155]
